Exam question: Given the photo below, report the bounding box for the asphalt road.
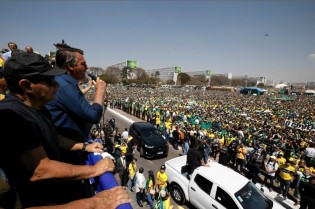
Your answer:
[103,108,196,209]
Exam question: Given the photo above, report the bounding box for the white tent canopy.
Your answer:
[305,89,315,95]
[275,84,287,89]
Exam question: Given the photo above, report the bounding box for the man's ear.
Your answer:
[67,63,74,73]
[19,79,32,92]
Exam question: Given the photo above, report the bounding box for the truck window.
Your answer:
[215,187,238,209]
[194,174,213,195]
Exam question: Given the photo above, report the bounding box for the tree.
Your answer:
[210,75,229,86]
[155,71,160,78]
[165,79,175,85]
[188,75,207,85]
[147,77,159,84]
[87,67,104,77]
[177,73,190,86]
[103,66,122,84]
[133,68,148,81]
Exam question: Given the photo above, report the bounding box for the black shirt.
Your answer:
[187,148,202,167]
[0,95,66,207]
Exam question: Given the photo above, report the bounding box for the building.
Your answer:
[146,66,181,83]
[185,70,206,77]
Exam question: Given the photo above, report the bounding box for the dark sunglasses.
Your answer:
[27,76,56,86]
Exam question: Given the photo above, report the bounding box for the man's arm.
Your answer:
[26,186,130,209]
[93,77,106,106]
[81,80,94,95]
[58,135,103,153]
[18,146,114,182]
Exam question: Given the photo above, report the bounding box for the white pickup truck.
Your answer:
[165,156,289,209]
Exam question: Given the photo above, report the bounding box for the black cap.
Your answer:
[3,53,66,79]
[160,165,166,170]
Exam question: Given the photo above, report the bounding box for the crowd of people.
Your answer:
[106,84,315,208]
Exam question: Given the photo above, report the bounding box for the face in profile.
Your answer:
[70,52,88,80]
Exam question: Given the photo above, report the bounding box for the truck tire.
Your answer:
[170,184,186,205]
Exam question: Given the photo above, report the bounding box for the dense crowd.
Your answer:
[105,85,315,208]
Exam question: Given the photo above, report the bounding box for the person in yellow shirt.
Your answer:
[277,152,287,167]
[156,113,161,129]
[310,162,315,176]
[128,157,137,192]
[236,143,248,173]
[0,57,4,69]
[120,142,128,155]
[279,162,296,200]
[156,165,168,191]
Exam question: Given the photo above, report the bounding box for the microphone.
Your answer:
[88,73,97,81]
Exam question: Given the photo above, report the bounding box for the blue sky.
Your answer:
[1,0,315,83]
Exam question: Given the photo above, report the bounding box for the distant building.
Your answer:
[146,66,181,83]
[185,70,206,77]
[287,82,306,90]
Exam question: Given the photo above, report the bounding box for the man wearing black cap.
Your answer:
[0,53,127,208]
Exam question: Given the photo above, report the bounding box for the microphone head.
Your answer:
[87,73,96,81]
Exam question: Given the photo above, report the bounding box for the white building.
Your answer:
[146,67,180,83]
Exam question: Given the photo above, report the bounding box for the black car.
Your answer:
[129,122,169,159]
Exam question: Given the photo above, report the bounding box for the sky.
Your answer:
[1,0,315,83]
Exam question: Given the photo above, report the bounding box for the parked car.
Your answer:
[165,156,290,209]
[129,122,168,159]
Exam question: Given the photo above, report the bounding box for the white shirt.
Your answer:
[121,131,129,140]
[135,172,146,193]
[265,160,278,176]
[238,130,244,138]
[304,147,315,158]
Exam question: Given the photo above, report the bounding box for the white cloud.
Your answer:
[309,54,315,59]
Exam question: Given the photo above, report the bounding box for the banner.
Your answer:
[127,60,137,69]
[283,119,315,132]
[175,66,181,73]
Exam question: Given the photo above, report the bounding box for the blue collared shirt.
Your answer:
[45,74,103,141]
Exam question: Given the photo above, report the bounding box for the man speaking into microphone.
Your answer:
[45,43,107,200]
[46,44,106,143]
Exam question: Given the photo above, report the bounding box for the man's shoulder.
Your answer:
[56,74,78,87]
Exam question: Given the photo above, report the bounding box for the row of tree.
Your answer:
[88,66,258,87]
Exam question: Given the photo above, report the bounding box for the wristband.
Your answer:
[82,142,88,152]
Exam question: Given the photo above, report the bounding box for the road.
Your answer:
[103,108,196,209]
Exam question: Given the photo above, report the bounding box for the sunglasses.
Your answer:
[27,76,56,86]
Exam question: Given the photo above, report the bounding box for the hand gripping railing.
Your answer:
[87,153,133,209]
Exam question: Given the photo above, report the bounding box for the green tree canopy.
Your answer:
[177,73,190,86]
